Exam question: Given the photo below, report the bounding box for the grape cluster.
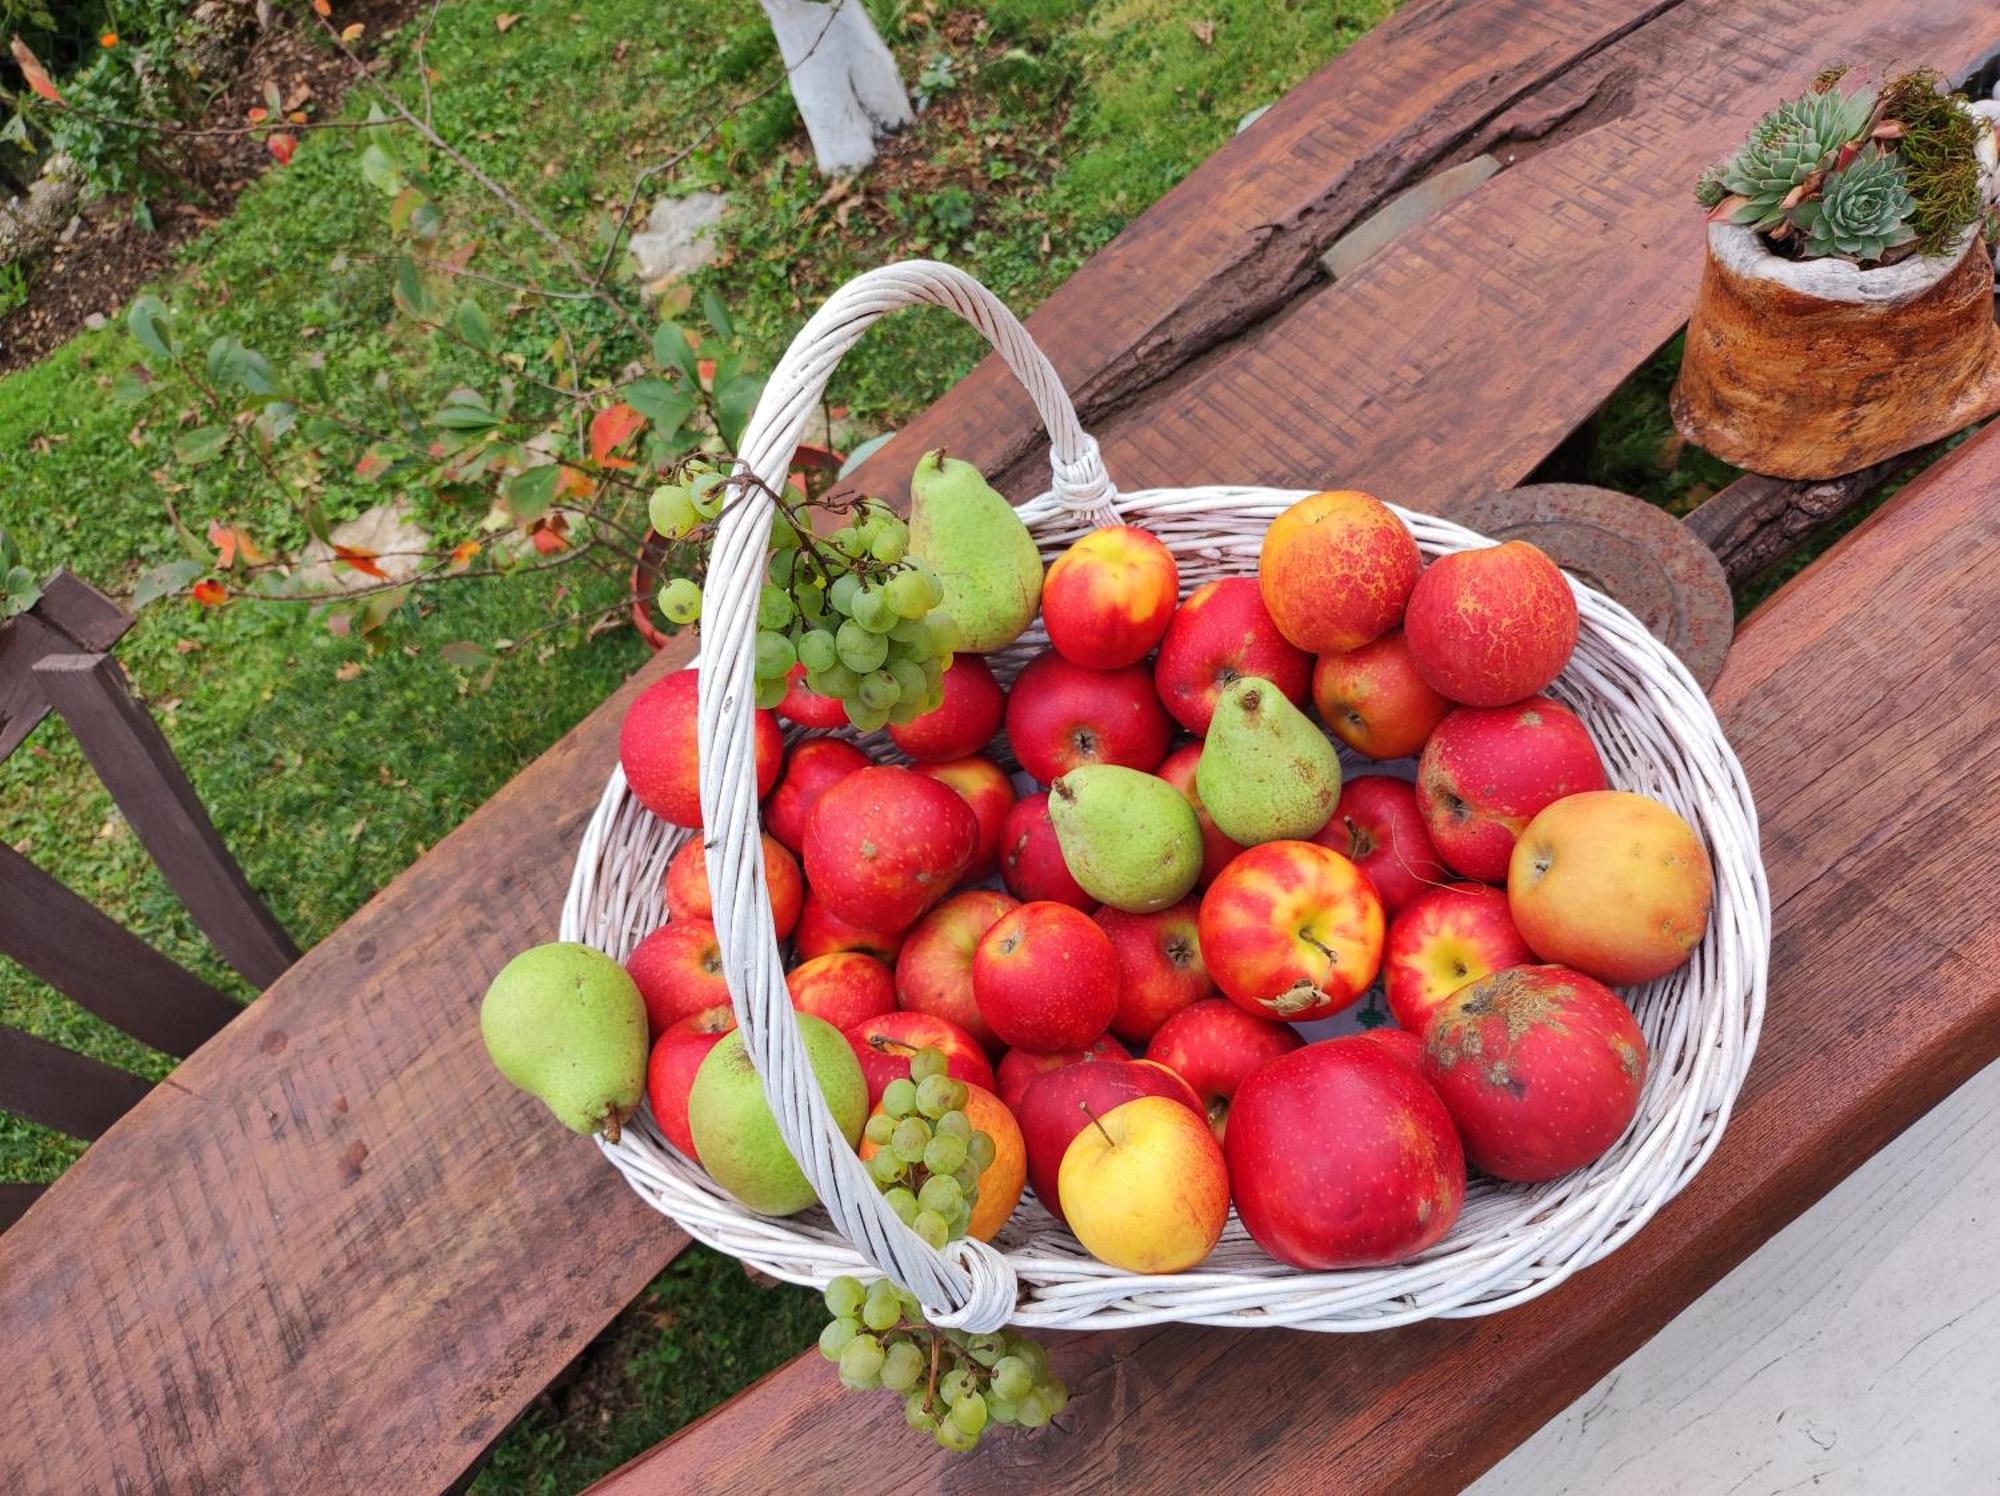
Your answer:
[819,1280,1069,1451]
[819,1047,1066,1451]
[648,467,959,733]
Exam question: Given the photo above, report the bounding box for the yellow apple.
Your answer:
[1057,1095,1229,1273]
[1508,789,1713,984]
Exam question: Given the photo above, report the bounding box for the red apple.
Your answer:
[1003,649,1172,784]
[803,765,978,930]
[1258,489,1423,653]
[776,663,850,729]
[792,892,908,964]
[1416,697,1607,881]
[1146,998,1303,1140]
[1422,964,1647,1181]
[844,1010,997,1108]
[625,919,728,1037]
[664,831,803,939]
[786,952,897,1031]
[913,755,1016,882]
[1404,541,1578,706]
[1383,881,1535,1034]
[1017,1059,1206,1225]
[1311,630,1453,761]
[1153,576,1312,736]
[1095,898,1213,1043]
[974,900,1120,1052]
[999,791,1096,911]
[887,654,1006,762]
[764,737,872,854]
[1156,742,1245,887]
[1311,775,1448,916]
[620,668,783,828]
[895,889,1018,1051]
[995,1034,1130,1112]
[1350,1024,1425,1075]
[1041,524,1180,669]
[646,1004,737,1158]
[1198,840,1385,1022]
[1226,1036,1466,1268]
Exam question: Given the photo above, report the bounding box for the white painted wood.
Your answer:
[761,0,913,176]
[1473,1057,2000,1496]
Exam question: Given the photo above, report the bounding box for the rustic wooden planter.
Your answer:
[1672,222,2000,480]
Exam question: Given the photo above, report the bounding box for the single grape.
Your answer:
[1043,1378,1070,1416]
[859,670,900,712]
[863,1113,896,1147]
[885,569,931,619]
[1015,1390,1051,1428]
[766,549,798,585]
[868,1149,904,1186]
[883,1077,919,1118]
[935,1110,971,1140]
[965,1331,1006,1368]
[917,1174,963,1218]
[888,615,931,650]
[825,1275,865,1319]
[863,1281,903,1333]
[836,620,889,674]
[912,1209,950,1249]
[807,662,859,701]
[1010,1337,1049,1378]
[953,1163,979,1193]
[967,1130,997,1172]
[890,1117,931,1164]
[886,657,928,704]
[819,1316,860,1360]
[899,1287,926,1322]
[753,674,787,710]
[916,1074,957,1118]
[884,1186,920,1225]
[945,1080,969,1111]
[939,1367,976,1406]
[991,1356,1033,1402]
[689,471,727,519]
[851,586,897,635]
[934,1419,978,1453]
[754,630,796,680]
[845,699,890,732]
[923,1132,968,1177]
[769,515,803,551]
[903,1391,937,1433]
[909,1048,949,1083]
[829,571,862,615]
[927,613,961,655]
[986,1395,1019,1426]
[839,1333,885,1388]
[658,577,702,625]
[870,527,908,564]
[881,1339,925,1392]
[795,580,826,621]
[910,562,945,609]
[886,694,925,726]
[951,1392,988,1436]
[797,628,838,673]
[648,485,699,537]
[757,584,796,631]
[830,525,865,558]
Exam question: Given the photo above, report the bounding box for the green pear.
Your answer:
[688,1013,867,1215]
[1198,676,1342,845]
[1049,764,1202,913]
[480,941,648,1140]
[908,448,1043,651]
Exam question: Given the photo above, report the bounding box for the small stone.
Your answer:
[84,313,107,330]
[296,498,432,592]
[628,191,728,284]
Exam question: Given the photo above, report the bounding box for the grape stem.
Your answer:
[926,1330,943,1416]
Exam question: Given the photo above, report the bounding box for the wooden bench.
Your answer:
[2,0,1994,1488]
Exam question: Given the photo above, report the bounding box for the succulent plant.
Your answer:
[1787,147,1918,261]
[1717,85,1878,229]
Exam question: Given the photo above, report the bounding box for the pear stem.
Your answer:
[600,1111,623,1145]
[1078,1101,1116,1148]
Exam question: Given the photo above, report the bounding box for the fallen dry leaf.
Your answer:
[495,12,521,31]
[1190,18,1216,45]
[335,660,365,681]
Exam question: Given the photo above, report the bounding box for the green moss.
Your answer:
[1881,67,1984,256]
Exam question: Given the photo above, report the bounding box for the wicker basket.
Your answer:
[563,261,1770,1333]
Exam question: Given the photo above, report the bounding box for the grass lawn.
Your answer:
[1,1,1392,1487]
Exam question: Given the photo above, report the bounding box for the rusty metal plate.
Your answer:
[1423,483,1734,691]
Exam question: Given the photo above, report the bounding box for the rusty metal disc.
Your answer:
[1424,483,1734,691]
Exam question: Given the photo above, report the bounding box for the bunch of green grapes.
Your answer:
[818,1047,1067,1451]
[648,469,959,733]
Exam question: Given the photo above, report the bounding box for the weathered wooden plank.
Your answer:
[0,840,239,1057]
[0,645,695,1496]
[32,652,300,990]
[585,410,2000,1496]
[0,1025,155,1140]
[844,0,1683,501]
[0,570,134,762]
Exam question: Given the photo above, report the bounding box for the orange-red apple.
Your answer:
[1403,541,1578,707]
[1311,630,1452,760]
[785,951,896,1031]
[792,892,908,964]
[1153,576,1312,736]
[913,754,1015,882]
[1416,697,1606,881]
[1060,1096,1229,1272]
[999,790,1096,911]
[1145,997,1303,1140]
[1003,648,1172,784]
[994,1034,1129,1112]
[974,900,1119,1052]
[1198,840,1384,1022]
[895,889,1018,1050]
[803,765,977,930]
[1508,790,1713,984]
[763,736,871,854]
[1258,489,1423,653]
[1094,898,1213,1043]
[620,668,782,827]
[1383,881,1535,1034]
[1312,774,1447,916]
[843,1010,996,1109]
[664,831,803,939]
[1041,524,1180,669]
[887,654,1005,762]
[625,918,728,1037]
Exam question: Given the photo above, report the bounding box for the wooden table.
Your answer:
[4,0,1997,1490]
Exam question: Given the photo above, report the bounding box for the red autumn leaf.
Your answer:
[448,539,481,571]
[338,23,363,43]
[10,37,61,102]
[529,514,571,554]
[267,133,298,165]
[588,402,645,468]
[554,464,594,499]
[191,579,228,607]
[354,447,391,480]
[696,358,717,386]
[246,105,268,122]
[207,519,237,568]
[311,0,331,14]
[333,543,390,579]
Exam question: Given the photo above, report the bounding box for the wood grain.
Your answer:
[0,643,694,1495]
[591,414,2000,1496]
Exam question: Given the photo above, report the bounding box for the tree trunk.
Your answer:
[761,0,913,176]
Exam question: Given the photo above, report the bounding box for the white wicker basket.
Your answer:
[562,261,1770,1333]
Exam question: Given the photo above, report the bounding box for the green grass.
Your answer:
[1,1,1390,1488]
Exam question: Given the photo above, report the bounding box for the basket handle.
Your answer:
[697,262,1113,1330]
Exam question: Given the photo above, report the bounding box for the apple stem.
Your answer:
[1078,1101,1116,1148]
[1299,930,1338,964]
[871,1037,920,1056]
